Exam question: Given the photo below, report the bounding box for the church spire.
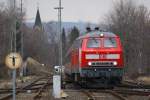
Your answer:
[33,6,43,31]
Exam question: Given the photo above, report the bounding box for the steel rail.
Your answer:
[81,90,95,100]
[114,89,150,96]
[121,80,150,89]
[104,90,128,100]
[0,83,52,94]
[33,78,52,100]
[0,76,50,100]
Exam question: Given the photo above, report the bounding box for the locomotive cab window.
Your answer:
[104,38,117,48]
[87,38,101,48]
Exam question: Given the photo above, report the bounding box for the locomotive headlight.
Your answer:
[88,62,92,66]
[100,33,104,37]
[86,54,99,59]
[106,54,120,59]
[113,61,118,66]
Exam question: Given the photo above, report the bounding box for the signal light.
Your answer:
[113,61,117,66]
[100,33,104,37]
[88,62,92,66]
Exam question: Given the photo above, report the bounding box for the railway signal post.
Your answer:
[5,53,22,100]
[6,0,23,100]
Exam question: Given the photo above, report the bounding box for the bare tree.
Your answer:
[0,1,24,78]
[104,0,150,77]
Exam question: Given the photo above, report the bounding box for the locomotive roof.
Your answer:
[78,31,118,39]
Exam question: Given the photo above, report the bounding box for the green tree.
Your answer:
[69,26,80,46]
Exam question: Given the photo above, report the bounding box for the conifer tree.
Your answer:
[69,26,79,46]
[62,28,66,60]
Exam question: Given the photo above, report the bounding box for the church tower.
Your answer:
[33,7,44,31]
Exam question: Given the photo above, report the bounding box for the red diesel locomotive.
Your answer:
[65,29,124,85]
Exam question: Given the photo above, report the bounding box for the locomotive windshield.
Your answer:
[87,38,101,48]
[104,38,117,48]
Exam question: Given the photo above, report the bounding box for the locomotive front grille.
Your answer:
[90,61,114,66]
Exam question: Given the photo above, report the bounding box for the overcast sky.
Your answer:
[24,0,114,23]
[1,0,150,23]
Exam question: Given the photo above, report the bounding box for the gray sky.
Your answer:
[1,0,150,23]
[24,0,114,23]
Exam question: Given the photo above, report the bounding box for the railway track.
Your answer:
[1,76,150,100]
[68,82,128,100]
[0,76,52,100]
[120,80,150,89]
[64,79,150,100]
[0,84,50,95]
[81,90,95,100]
[65,89,128,100]
[83,89,128,100]
[65,88,150,100]
[114,88,150,96]
[33,78,52,100]
[103,90,128,100]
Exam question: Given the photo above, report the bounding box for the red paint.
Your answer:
[65,32,124,74]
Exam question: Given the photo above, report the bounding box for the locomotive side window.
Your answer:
[87,38,101,48]
[104,38,117,48]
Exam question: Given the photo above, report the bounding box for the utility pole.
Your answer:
[54,0,63,70]
[54,0,63,91]
[20,0,24,77]
[21,0,22,14]
[53,0,65,98]
[13,0,17,100]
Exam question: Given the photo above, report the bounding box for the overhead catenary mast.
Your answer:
[12,0,17,100]
[54,0,63,69]
[20,0,24,77]
[53,1,63,98]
